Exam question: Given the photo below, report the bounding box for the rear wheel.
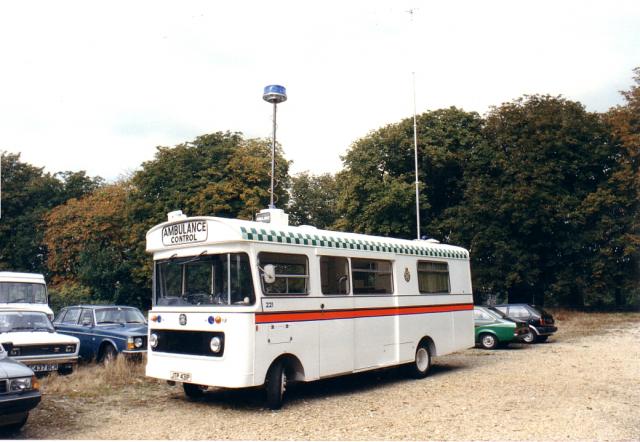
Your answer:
[537,335,549,343]
[265,360,287,410]
[522,328,537,344]
[479,333,498,350]
[407,342,431,379]
[183,383,208,399]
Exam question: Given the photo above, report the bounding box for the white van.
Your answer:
[0,272,54,319]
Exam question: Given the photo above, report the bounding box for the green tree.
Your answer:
[288,172,339,229]
[442,95,618,306]
[335,107,484,238]
[0,152,101,274]
[125,132,291,305]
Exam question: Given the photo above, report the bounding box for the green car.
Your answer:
[473,306,529,349]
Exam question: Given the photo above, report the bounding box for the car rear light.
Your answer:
[539,318,545,325]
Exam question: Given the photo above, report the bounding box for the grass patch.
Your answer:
[40,355,157,398]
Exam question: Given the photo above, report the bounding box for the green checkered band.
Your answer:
[239,227,468,260]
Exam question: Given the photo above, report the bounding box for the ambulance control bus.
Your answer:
[145,209,474,409]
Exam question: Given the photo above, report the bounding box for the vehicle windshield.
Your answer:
[0,311,54,333]
[95,308,146,325]
[155,252,255,306]
[0,282,47,304]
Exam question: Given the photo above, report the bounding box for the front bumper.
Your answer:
[0,390,41,416]
[17,356,78,374]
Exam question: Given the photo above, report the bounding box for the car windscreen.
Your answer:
[0,311,54,333]
[0,282,47,304]
[155,252,255,306]
[95,308,146,325]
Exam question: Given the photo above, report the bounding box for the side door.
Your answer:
[54,307,84,356]
[318,255,354,377]
[76,308,98,360]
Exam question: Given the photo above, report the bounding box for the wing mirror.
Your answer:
[262,264,276,284]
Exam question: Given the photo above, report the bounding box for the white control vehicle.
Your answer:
[146,209,474,409]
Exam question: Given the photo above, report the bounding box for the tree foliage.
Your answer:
[0,152,101,275]
[288,172,339,229]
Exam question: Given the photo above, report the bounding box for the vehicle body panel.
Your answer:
[54,305,148,361]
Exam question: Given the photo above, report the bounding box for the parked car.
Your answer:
[54,305,147,362]
[473,306,529,349]
[493,304,557,343]
[0,310,79,375]
[0,343,41,431]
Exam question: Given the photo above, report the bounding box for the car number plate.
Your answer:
[28,363,58,372]
[170,371,192,382]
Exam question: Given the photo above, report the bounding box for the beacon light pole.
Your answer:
[262,85,287,209]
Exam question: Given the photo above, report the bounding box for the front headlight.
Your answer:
[134,337,143,348]
[210,336,222,353]
[149,333,158,349]
[9,377,32,392]
[65,345,75,353]
[9,347,20,357]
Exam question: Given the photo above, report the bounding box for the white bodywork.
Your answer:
[0,272,53,318]
[145,216,474,389]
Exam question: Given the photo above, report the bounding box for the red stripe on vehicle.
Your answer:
[255,303,473,324]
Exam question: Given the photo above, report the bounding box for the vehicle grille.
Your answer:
[0,380,6,394]
[151,330,224,357]
[9,344,76,356]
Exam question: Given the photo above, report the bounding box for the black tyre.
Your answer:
[407,342,431,379]
[522,328,537,344]
[2,414,28,433]
[183,383,208,399]
[100,344,118,364]
[265,360,287,410]
[479,333,498,350]
[537,335,549,343]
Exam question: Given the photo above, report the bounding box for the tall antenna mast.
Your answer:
[262,84,287,209]
[407,8,421,239]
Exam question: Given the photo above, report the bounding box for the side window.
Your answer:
[258,252,309,295]
[320,256,350,295]
[351,259,393,295]
[79,309,94,326]
[509,306,530,319]
[53,309,67,324]
[62,308,81,325]
[417,261,450,294]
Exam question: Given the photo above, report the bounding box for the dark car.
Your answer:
[0,343,41,432]
[53,305,147,362]
[493,304,557,343]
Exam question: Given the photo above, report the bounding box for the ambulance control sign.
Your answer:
[162,220,208,246]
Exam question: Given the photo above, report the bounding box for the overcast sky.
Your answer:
[1,0,638,181]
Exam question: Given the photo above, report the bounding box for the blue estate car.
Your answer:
[53,306,147,362]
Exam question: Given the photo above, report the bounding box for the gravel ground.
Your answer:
[9,314,640,441]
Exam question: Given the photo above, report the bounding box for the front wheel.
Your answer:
[537,335,549,343]
[100,344,118,364]
[407,343,431,379]
[265,360,287,410]
[479,333,498,350]
[183,383,208,399]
